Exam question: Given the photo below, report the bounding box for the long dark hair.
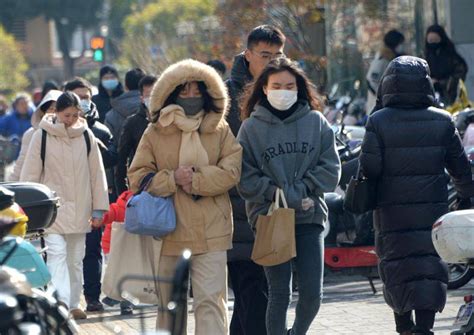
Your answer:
[424,25,457,55]
[241,58,322,120]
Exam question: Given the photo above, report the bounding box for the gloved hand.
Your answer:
[302,198,315,211]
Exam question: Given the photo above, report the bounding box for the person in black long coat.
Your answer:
[424,25,468,105]
[360,56,474,335]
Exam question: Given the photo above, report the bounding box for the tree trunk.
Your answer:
[54,19,76,80]
[63,55,75,80]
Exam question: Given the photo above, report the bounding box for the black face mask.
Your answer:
[426,42,441,50]
[176,97,204,116]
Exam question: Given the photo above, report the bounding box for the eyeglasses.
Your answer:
[250,50,285,61]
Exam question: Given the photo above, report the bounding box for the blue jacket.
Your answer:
[0,108,33,140]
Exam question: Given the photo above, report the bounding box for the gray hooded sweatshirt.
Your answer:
[237,102,341,227]
[104,90,141,144]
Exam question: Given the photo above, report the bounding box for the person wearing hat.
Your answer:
[92,65,124,123]
[9,90,62,181]
[41,80,59,101]
[366,29,406,113]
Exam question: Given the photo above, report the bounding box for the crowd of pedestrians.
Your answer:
[0,22,472,335]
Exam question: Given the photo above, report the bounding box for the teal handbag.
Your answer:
[0,236,51,288]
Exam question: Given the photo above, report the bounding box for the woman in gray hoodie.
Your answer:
[238,58,341,335]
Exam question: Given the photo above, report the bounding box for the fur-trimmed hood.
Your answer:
[150,59,228,131]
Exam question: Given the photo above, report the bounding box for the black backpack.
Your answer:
[40,129,91,168]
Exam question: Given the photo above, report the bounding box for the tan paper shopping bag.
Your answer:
[251,189,296,266]
[102,222,162,304]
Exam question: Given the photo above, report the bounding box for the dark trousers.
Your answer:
[228,260,268,335]
[83,228,103,302]
[394,310,435,334]
[264,224,324,335]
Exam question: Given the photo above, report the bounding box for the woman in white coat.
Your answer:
[20,92,109,319]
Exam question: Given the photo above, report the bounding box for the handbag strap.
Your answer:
[137,172,155,195]
[356,163,366,181]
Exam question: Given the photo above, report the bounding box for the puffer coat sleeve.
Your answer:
[127,129,178,197]
[191,125,242,197]
[360,117,383,179]
[86,130,110,212]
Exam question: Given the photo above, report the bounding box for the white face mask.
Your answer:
[143,97,151,110]
[266,89,298,111]
[79,99,92,115]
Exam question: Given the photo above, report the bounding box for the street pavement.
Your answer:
[77,274,473,334]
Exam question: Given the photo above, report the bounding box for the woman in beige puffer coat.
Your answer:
[20,92,109,320]
[128,59,242,335]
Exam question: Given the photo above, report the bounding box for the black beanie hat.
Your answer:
[99,65,119,79]
[384,30,405,49]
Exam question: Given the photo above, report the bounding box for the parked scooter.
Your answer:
[0,182,59,288]
[442,111,474,289]
[432,210,474,334]
[324,79,368,128]
[445,181,474,289]
[0,184,78,334]
[324,127,378,293]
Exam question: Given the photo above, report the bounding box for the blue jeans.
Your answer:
[264,224,324,335]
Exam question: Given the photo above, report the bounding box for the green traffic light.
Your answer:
[93,49,104,62]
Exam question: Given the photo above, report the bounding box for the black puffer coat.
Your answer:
[85,102,117,169]
[226,53,255,261]
[360,56,474,314]
[115,103,149,194]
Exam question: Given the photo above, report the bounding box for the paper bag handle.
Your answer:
[274,189,288,209]
[267,188,289,214]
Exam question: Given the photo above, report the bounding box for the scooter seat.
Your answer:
[324,193,344,214]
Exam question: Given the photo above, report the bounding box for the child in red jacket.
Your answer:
[101,190,133,254]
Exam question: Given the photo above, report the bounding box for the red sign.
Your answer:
[90,37,105,50]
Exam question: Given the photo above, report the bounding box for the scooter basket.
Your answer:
[0,182,59,233]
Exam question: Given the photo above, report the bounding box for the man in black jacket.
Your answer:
[64,77,117,312]
[360,56,474,335]
[92,65,124,123]
[226,25,285,335]
[115,75,157,194]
